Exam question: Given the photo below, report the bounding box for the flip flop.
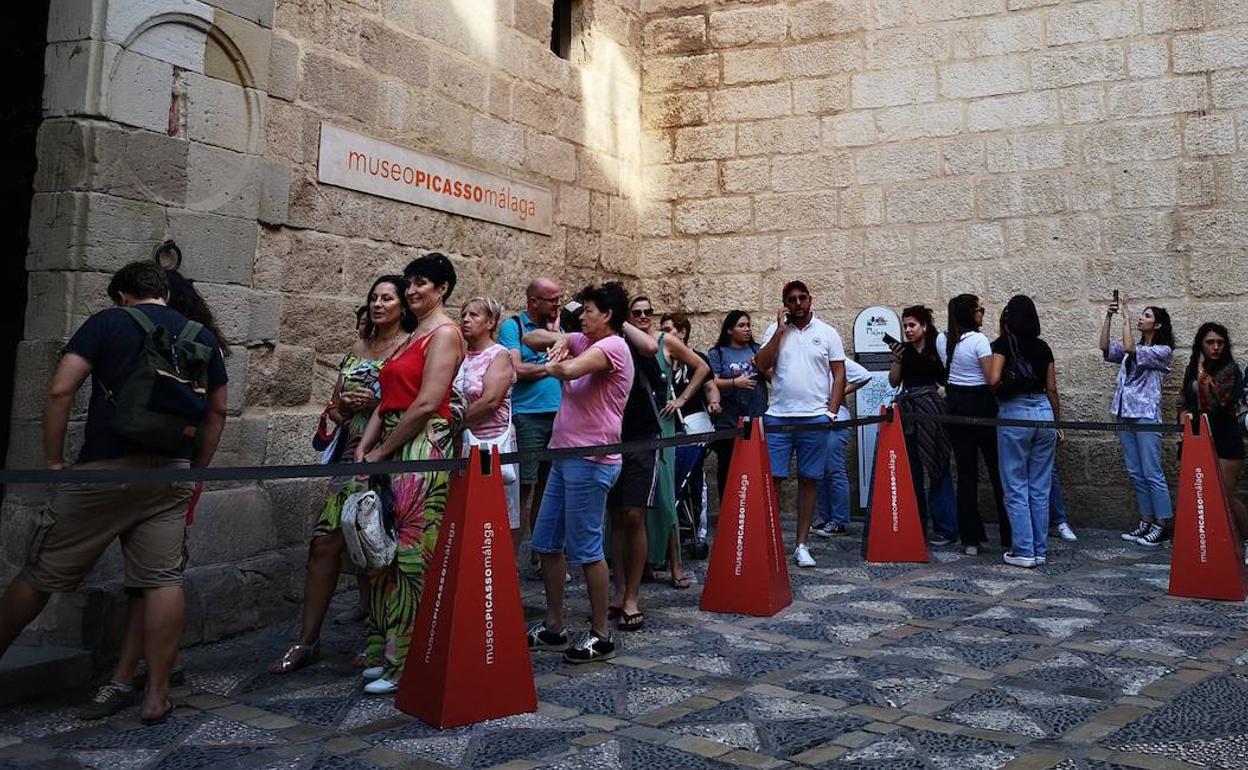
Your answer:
[670,574,694,590]
[617,611,646,631]
[607,605,623,620]
[140,698,175,726]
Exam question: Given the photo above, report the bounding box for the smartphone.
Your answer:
[882,332,900,346]
[784,312,794,325]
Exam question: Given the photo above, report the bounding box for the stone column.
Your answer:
[2,0,293,652]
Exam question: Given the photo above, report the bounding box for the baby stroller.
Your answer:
[675,437,711,560]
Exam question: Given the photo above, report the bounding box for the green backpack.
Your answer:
[105,306,215,453]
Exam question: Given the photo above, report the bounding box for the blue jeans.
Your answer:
[531,458,621,566]
[1049,473,1068,526]
[1118,416,1173,521]
[764,415,831,480]
[997,394,1057,559]
[816,425,851,526]
[929,473,957,538]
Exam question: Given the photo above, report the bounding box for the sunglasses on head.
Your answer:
[783,294,809,305]
[631,307,654,318]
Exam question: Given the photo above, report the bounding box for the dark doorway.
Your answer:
[0,2,48,474]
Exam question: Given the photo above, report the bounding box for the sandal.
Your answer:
[140,698,175,726]
[607,605,623,621]
[617,611,646,632]
[267,641,320,674]
[670,574,694,590]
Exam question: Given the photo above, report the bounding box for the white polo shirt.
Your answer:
[833,357,873,421]
[760,315,846,417]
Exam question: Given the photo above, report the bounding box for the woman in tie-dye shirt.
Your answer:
[1099,296,1174,548]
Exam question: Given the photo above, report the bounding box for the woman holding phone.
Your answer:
[1099,293,1175,547]
[888,305,955,545]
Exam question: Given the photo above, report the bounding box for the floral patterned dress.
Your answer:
[313,353,384,539]
[368,324,461,681]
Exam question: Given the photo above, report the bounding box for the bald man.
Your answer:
[499,278,565,570]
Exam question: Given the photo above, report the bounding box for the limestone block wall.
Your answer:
[5,0,286,653]
[262,0,644,415]
[4,0,645,653]
[638,0,1248,522]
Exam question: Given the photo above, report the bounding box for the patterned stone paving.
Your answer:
[2,523,1247,770]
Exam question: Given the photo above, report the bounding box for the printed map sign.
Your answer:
[318,123,553,236]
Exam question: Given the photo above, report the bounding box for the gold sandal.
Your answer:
[267,641,320,674]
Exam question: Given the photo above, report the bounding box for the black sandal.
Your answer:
[268,641,320,675]
[607,605,623,620]
[617,611,646,632]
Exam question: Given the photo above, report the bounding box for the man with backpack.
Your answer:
[0,261,228,724]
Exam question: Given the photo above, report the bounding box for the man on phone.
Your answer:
[754,280,847,568]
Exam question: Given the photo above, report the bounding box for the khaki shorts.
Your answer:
[23,456,194,593]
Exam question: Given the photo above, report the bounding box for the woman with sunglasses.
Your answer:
[944,294,1009,555]
[628,297,709,592]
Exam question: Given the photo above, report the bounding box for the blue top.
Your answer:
[498,310,562,414]
[707,343,767,429]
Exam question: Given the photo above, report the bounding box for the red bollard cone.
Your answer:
[1168,413,1247,602]
[701,418,793,616]
[396,446,537,727]
[865,405,928,564]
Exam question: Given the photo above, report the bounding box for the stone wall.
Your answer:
[637,0,1248,520]
[8,0,1248,654]
[4,0,644,654]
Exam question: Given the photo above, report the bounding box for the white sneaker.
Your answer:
[1056,523,1077,542]
[361,666,386,681]
[1243,541,1248,566]
[1034,555,1047,565]
[363,676,398,695]
[794,543,816,568]
[963,545,978,556]
[1003,552,1037,568]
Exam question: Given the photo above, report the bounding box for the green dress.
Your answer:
[645,333,679,566]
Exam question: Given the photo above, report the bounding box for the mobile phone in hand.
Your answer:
[882,332,900,346]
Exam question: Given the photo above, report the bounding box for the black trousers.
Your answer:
[710,438,735,500]
[945,385,1009,547]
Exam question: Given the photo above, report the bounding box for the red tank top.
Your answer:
[378,324,461,419]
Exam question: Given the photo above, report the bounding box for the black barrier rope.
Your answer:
[0,411,1188,486]
[902,412,1185,434]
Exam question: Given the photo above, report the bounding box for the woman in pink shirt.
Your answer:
[456,296,519,552]
[520,283,634,664]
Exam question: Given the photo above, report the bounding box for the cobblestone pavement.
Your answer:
[3,524,1248,770]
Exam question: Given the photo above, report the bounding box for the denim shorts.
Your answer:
[530,458,621,566]
[764,414,832,480]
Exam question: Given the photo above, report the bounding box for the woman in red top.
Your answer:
[355,254,464,695]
